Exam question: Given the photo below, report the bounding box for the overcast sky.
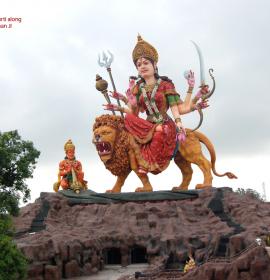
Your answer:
[1,0,270,201]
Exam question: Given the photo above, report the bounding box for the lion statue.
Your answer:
[92,114,237,192]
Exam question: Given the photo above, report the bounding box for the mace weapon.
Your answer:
[98,50,124,117]
[71,167,81,194]
[95,74,115,115]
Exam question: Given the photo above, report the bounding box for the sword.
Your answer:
[191,40,206,87]
[190,41,215,131]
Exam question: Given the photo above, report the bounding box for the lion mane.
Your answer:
[93,115,131,176]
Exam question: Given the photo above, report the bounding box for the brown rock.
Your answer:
[69,241,82,262]
[12,188,270,279]
[229,234,245,256]
[58,241,69,261]
[12,199,42,233]
[250,256,268,277]
[91,266,98,273]
[202,265,215,279]
[239,271,252,280]
[27,262,44,278]
[214,265,226,280]
[91,251,99,268]
[227,265,239,280]
[82,262,92,275]
[82,249,92,263]
[235,252,251,271]
[44,265,61,280]
[65,260,81,278]
[121,246,129,267]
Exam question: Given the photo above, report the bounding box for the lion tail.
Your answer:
[190,130,238,179]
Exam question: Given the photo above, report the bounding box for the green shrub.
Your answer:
[0,234,27,280]
[0,215,27,280]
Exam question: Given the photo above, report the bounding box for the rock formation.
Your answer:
[13,187,270,280]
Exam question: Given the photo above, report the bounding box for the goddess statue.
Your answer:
[104,35,208,175]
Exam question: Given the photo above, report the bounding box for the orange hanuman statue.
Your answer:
[53,139,87,193]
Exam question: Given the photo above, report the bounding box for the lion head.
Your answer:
[92,114,131,176]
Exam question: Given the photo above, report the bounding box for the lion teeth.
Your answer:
[96,142,111,155]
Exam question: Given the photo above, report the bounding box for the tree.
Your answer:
[0,130,40,280]
[0,130,40,215]
[236,187,265,202]
[0,216,28,280]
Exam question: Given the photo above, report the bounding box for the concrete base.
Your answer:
[68,264,149,280]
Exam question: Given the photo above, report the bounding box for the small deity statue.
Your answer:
[183,254,196,273]
[53,139,87,193]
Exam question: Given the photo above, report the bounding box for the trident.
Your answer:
[98,50,124,117]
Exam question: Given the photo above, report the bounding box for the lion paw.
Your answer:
[172,186,188,191]
[195,184,212,190]
[135,187,153,192]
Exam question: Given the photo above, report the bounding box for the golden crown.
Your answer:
[132,34,159,64]
[64,139,75,151]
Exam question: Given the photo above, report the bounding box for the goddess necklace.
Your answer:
[140,78,163,123]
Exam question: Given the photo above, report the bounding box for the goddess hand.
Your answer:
[196,85,209,99]
[192,99,209,111]
[201,85,209,95]
[128,78,136,89]
[126,90,137,107]
[186,70,195,88]
[196,100,209,110]
[109,91,125,100]
[103,104,120,111]
[195,89,202,100]
[176,122,186,142]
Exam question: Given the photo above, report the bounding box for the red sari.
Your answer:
[124,79,181,174]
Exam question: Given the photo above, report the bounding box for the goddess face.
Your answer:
[66,148,75,160]
[136,57,155,79]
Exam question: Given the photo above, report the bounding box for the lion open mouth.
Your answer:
[95,142,112,156]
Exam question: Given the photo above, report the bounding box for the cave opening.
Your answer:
[131,245,147,263]
[105,247,121,265]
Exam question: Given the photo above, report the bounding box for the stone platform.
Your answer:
[13,187,270,280]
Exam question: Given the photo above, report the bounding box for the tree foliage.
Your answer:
[0,215,27,280]
[0,130,40,216]
[0,130,40,280]
[236,187,265,202]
